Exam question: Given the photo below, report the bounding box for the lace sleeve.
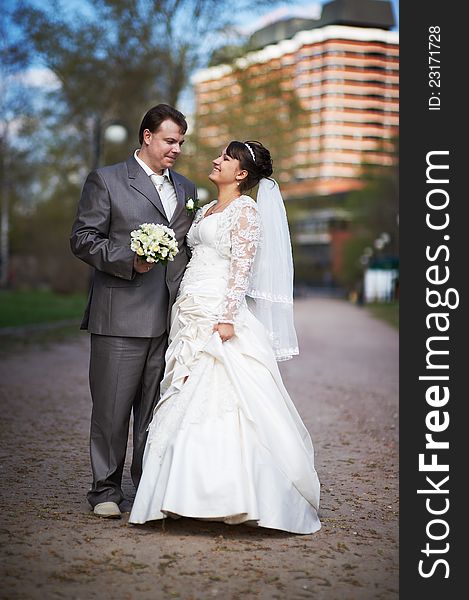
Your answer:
[219,203,261,324]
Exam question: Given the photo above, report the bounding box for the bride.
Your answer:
[129,140,321,534]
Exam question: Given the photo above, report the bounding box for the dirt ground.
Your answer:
[0,297,398,600]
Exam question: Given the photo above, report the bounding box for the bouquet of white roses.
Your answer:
[130,222,179,265]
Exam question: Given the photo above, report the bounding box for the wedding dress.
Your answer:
[129,196,321,534]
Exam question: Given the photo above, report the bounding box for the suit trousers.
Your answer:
[87,333,167,507]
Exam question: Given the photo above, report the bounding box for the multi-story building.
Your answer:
[193,0,398,197]
[191,0,399,285]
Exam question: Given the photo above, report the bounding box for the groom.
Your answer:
[71,104,196,518]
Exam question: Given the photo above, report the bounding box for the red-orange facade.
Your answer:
[193,25,399,199]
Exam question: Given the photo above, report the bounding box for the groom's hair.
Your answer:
[139,104,187,144]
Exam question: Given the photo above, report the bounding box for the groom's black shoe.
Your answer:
[93,501,121,518]
[119,499,133,514]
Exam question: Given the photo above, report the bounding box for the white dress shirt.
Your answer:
[134,149,178,221]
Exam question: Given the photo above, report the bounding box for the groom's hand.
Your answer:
[133,254,155,274]
[213,323,235,342]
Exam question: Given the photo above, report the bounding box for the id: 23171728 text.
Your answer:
[428,26,441,111]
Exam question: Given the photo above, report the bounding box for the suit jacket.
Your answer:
[70,156,196,337]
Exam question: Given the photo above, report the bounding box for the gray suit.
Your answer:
[70,155,195,507]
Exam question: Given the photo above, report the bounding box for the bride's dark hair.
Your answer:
[225,140,273,194]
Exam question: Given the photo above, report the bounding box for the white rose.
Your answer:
[186,199,194,210]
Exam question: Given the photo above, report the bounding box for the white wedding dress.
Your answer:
[129,196,321,534]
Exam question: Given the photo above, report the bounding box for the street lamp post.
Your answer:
[92,117,128,171]
[87,118,128,291]
[374,232,390,255]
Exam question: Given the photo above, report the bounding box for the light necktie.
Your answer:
[150,173,165,193]
[150,173,173,220]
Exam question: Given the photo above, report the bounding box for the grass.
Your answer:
[0,289,88,354]
[366,301,399,329]
[0,324,88,355]
[0,289,87,328]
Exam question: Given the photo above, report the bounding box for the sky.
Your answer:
[4,0,399,50]
[240,0,399,34]
[180,0,399,113]
[4,0,399,118]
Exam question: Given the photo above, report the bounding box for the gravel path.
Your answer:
[0,297,398,600]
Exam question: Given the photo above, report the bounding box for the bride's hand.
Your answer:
[213,322,235,342]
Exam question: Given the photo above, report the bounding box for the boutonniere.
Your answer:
[185,197,199,216]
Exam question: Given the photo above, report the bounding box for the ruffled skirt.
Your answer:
[129,273,321,534]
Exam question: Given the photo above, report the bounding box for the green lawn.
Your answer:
[366,301,399,329]
[0,290,87,328]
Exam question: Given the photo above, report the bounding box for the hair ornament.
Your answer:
[244,143,256,163]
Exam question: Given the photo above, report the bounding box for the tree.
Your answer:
[181,55,308,194]
[13,0,280,144]
[339,139,399,289]
[7,0,283,291]
[1,5,41,287]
